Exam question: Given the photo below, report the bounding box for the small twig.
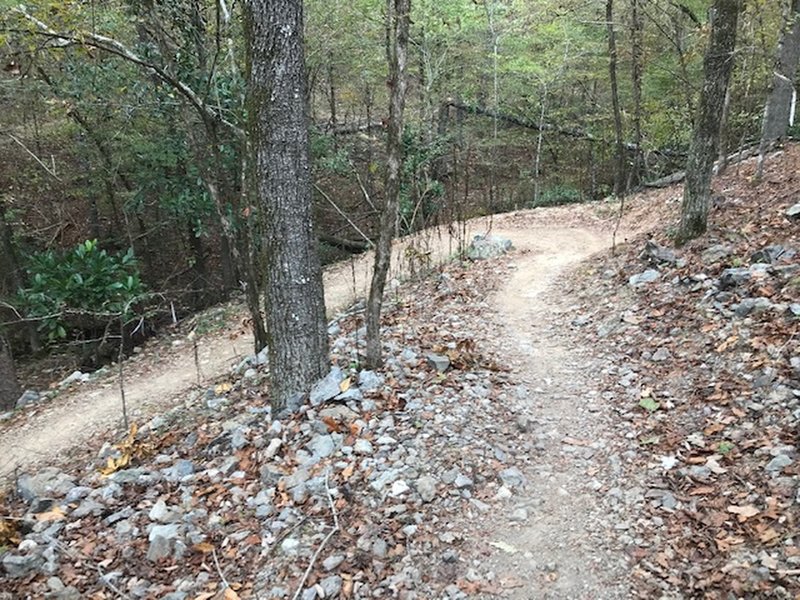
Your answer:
[313,183,374,248]
[4,132,62,180]
[612,193,626,254]
[118,317,128,430]
[212,547,231,590]
[45,537,131,599]
[291,472,340,600]
[268,516,310,557]
[189,329,201,384]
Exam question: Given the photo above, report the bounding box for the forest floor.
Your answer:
[0,146,798,599]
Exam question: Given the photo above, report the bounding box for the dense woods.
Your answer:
[0,0,797,388]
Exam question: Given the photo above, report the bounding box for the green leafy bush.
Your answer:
[18,240,145,342]
[529,185,583,208]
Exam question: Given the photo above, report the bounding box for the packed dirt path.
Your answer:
[0,210,599,481]
[476,221,633,598]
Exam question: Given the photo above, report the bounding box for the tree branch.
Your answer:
[13,5,244,140]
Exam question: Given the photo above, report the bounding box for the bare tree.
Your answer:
[244,0,329,409]
[365,0,411,368]
[676,0,742,244]
[607,0,626,197]
[756,0,800,178]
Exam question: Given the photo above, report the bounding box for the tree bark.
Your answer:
[365,0,410,368]
[607,0,626,197]
[756,0,800,177]
[0,336,21,411]
[677,0,741,244]
[629,0,645,186]
[245,0,329,410]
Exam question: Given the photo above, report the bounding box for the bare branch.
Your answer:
[13,5,244,140]
[3,132,61,180]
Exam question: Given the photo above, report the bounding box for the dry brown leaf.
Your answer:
[36,506,66,522]
[727,505,760,522]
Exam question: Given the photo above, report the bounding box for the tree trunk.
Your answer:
[629,0,645,186]
[0,336,21,411]
[607,0,626,197]
[365,0,410,369]
[756,0,800,177]
[677,0,742,244]
[245,0,329,410]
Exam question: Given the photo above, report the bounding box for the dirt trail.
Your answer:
[0,215,499,480]
[481,226,632,597]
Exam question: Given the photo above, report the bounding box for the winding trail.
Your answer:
[479,224,632,598]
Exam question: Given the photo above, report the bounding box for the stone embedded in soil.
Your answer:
[629,269,660,286]
[309,367,344,407]
[415,475,438,502]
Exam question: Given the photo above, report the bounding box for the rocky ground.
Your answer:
[1,145,798,600]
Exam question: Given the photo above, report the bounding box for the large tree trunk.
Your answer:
[0,337,21,411]
[629,0,645,186]
[677,0,741,244]
[364,0,411,369]
[245,0,329,410]
[756,0,800,178]
[607,0,626,197]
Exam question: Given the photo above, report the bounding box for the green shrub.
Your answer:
[529,184,583,208]
[18,240,145,342]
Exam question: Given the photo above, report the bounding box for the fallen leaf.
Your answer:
[727,505,760,522]
[488,541,518,554]
[339,378,351,393]
[36,506,65,522]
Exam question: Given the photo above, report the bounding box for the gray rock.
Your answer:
[702,244,733,263]
[400,348,418,364]
[282,468,310,490]
[319,405,359,421]
[426,353,451,373]
[454,474,473,489]
[719,267,751,290]
[751,245,794,264]
[310,367,344,407]
[358,370,383,392]
[651,348,671,362]
[231,428,249,450]
[353,439,374,455]
[786,202,800,219]
[791,356,800,376]
[17,468,75,502]
[59,370,89,386]
[280,538,300,556]
[661,492,678,510]
[164,459,196,480]
[334,387,363,402]
[64,486,91,503]
[2,553,43,578]
[467,234,513,260]
[15,390,40,410]
[415,475,437,502]
[766,454,794,473]
[149,499,182,523]
[499,467,525,489]
[641,240,677,265]
[320,575,343,597]
[510,507,528,522]
[72,498,104,518]
[147,524,182,562]
[307,434,337,460]
[371,538,389,558]
[629,269,660,286]
[323,554,345,571]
